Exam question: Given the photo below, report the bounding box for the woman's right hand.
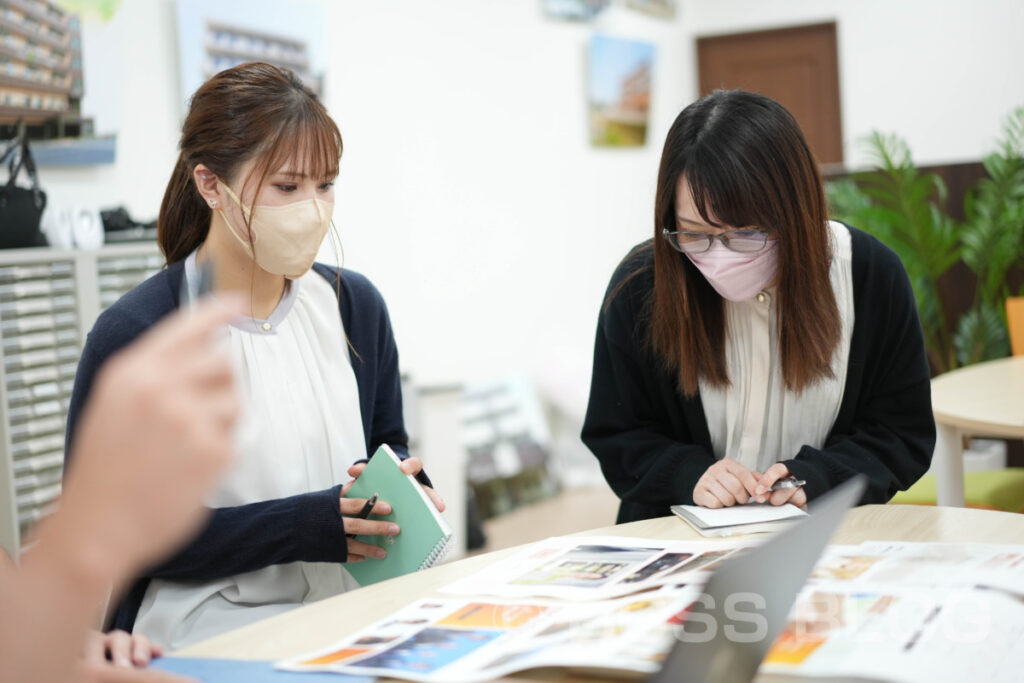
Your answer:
[337,494,400,562]
[693,458,762,508]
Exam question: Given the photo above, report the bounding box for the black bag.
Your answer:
[0,135,48,249]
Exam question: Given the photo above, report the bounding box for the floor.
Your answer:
[471,485,622,554]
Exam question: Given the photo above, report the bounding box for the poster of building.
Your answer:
[175,0,326,107]
[588,34,655,147]
[541,0,610,22]
[625,0,676,19]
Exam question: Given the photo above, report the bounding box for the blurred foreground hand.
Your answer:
[2,298,241,683]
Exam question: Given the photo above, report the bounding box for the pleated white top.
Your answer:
[134,251,366,650]
[699,221,855,474]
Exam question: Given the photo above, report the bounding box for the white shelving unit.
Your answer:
[0,243,162,558]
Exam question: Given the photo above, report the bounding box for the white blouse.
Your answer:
[699,221,855,474]
[134,252,366,649]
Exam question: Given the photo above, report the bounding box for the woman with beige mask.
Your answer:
[65,62,444,650]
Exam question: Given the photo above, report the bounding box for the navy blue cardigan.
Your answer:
[64,260,425,631]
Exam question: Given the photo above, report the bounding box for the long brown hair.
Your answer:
[646,89,840,396]
[158,62,342,264]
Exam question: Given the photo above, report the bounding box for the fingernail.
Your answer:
[116,656,132,668]
[388,524,400,535]
[380,504,392,514]
[375,549,386,559]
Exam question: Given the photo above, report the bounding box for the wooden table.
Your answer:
[176,505,1024,680]
[930,355,1024,506]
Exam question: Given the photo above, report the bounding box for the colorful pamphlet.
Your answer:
[438,535,756,601]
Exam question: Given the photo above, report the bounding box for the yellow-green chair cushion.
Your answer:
[890,469,1024,513]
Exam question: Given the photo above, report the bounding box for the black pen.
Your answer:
[346,493,379,539]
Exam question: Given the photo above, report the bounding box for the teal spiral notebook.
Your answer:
[344,445,453,587]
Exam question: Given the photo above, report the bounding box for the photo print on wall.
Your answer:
[587,34,655,147]
[541,0,610,22]
[175,0,327,113]
[625,0,676,19]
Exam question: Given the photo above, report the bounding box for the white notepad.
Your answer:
[671,502,807,537]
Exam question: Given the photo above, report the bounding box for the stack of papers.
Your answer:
[671,502,807,537]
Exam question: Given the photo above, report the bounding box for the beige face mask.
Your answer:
[218,181,333,279]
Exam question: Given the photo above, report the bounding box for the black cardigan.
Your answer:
[581,225,935,523]
[65,260,425,631]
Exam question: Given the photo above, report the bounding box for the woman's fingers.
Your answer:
[423,486,446,512]
[720,471,751,504]
[694,458,762,507]
[347,539,387,560]
[338,497,391,516]
[343,518,399,539]
[755,463,791,500]
[399,457,423,476]
[129,633,154,666]
[720,460,761,498]
[770,485,807,508]
[103,631,134,668]
[705,479,737,507]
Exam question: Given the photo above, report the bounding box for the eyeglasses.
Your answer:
[661,227,770,254]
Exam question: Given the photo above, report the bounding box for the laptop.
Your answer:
[650,475,867,683]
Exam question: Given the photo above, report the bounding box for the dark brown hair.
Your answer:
[644,89,840,396]
[158,62,342,264]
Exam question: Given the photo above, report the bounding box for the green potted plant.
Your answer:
[827,107,1024,375]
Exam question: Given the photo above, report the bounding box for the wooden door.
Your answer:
[697,22,843,167]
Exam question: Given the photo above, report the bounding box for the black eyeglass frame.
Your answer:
[661,227,771,254]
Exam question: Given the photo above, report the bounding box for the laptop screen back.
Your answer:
[650,475,867,683]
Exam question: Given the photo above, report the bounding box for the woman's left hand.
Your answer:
[83,630,162,668]
[754,463,807,509]
[344,457,446,512]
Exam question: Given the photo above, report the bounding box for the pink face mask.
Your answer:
[686,240,778,301]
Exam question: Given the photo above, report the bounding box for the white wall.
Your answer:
[320,0,684,402]
[34,0,1024,419]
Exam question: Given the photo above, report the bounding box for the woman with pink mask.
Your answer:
[65,62,444,649]
[582,90,934,521]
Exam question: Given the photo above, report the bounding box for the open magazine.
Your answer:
[278,539,1024,682]
[277,587,701,682]
[764,541,1024,682]
[763,583,1024,682]
[808,541,1024,593]
[439,535,758,600]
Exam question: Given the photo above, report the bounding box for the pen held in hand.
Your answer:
[768,476,806,492]
[346,493,379,539]
[180,257,216,307]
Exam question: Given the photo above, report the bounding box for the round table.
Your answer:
[930,355,1024,506]
[175,504,1024,682]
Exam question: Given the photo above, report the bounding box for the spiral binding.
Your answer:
[418,534,453,570]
